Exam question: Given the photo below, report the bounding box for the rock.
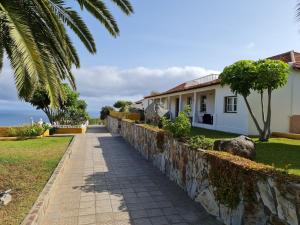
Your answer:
[195,186,219,217]
[274,188,298,225]
[0,190,12,206]
[144,102,169,126]
[257,180,276,214]
[244,202,268,225]
[213,135,256,160]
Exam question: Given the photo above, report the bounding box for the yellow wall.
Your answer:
[0,127,11,137]
[272,132,300,140]
[110,111,140,121]
[54,127,86,134]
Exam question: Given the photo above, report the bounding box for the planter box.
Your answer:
[53,127,86,134]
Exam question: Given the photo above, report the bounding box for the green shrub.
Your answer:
[89,118,101,125]
[188,135,214,150]
[162,106,191,138]
[8,124,47,137]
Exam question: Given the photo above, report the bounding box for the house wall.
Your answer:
[194,91,215,123]
[247,69,300,135]
[169,95,180,119]
[145,69,300,135]
[214,86,249,134]
[181,93,194,117]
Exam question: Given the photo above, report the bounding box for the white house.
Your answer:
[141,51,300,135]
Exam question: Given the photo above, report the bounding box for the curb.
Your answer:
[21,135,76,225]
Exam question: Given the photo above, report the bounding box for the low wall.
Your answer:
[53,127,86,134]
[106,116,121,134]
[109,111,141,121]
[0,127,11,137]
[107,116,300,225]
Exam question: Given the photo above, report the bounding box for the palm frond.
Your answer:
[110,0,134,15]
[75,0,120,36]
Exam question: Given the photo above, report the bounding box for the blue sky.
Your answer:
[70,0,300,70]
[0,0,300,123]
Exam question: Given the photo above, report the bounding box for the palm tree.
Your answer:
[0,0,133,105]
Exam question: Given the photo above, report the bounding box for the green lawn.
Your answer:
[0,137,72,225]
[190,127,300,176]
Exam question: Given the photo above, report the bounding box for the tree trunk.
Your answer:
[260,91,265,124]
[243,96,263,136]
[259,89,272,142]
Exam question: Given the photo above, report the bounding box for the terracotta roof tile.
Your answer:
[144,78,220,99]
[268,50,300,64]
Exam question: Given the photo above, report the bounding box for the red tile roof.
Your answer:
[144,50,300,99]
[268,50,300,66]
[144,78,220,99]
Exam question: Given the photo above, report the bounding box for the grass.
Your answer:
[0,137,72,225]
[190,127,300,176]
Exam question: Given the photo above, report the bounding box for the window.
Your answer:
[187,96,192,106]
[224,96,237,113]
[200,96,207,112]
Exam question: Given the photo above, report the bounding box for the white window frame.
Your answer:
[224,96,237,113]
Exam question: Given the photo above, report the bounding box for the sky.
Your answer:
[0,0,300,122]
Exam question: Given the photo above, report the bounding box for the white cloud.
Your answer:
[74,66,219,114]
[245,42,255,49]
[0,64,219,116]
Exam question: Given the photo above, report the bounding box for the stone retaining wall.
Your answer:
[106,116,121,134]
[107,116,300,225]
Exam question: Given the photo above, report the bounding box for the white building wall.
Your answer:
[247,69,300,135]
[291,70,300,114]
[194,91,215,123]
[143,69,300,135]
[214,86,249,134]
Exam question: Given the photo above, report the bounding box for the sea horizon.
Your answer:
[0,110,49,126]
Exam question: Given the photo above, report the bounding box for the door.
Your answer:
[175,98,180,117]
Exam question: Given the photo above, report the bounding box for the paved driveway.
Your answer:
[42,126,221,225]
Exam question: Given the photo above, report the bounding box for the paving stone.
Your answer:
[41,126,222,225]
[113,212,130,221]
[146,208,164,217]
[150,216,170,225]
[78,214,96,225]
[79,207,96,216]
[129,209,147,219]
[133,218,152,225]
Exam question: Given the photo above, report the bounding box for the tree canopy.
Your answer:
[113,100,132,112]
[220,59,289,141]
[0,0,133,104]
[26,83,89,125]
[100,106,114,120]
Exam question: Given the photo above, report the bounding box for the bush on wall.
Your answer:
[8,124,49,137]
[188,135,214,150]
[162,106,191,139]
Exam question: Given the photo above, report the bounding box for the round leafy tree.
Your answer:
[220,59,289,141]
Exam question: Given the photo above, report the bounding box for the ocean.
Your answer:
[0,110,49,126]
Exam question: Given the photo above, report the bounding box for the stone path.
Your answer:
[42,126,221,225]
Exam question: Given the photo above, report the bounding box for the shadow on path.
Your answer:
[72,131,221,225]
[86,125,108,134]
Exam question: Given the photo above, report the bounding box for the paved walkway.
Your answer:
[42,126,221,225]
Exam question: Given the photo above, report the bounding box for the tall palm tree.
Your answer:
[0,0,133,105]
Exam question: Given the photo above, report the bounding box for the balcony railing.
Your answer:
[186,74,219,87]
